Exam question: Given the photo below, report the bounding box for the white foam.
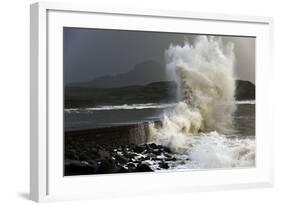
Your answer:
[65,103,177,112]
[149,36,255,168]
[188,132,254,168]
[166,132,255,169]
[235,100,255,104]
[150,36,236,139]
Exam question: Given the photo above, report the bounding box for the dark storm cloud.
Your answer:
[63,28,184,84]
[64,27,255,85]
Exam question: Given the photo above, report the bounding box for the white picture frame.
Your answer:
[30,1,274,202]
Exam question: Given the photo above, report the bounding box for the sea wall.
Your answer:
[65,122,156,145]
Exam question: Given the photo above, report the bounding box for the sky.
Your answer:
[64,27,255,85]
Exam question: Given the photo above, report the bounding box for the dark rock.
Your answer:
[133,146,144,153]
[143,156,151,161]
[163,146,172,153]
[152,157,163,161]
[135,163,153,172]
[64,141,179,175]
[147,153,156,158]
[95,159,117,174]
[164,152,172,157]
[65,149,79,160]
[64,160,95,175]
[152,149,162,155]
[149,143,158,149]
[124,153,137,159]
[79,152,90,161]
[159,162,169,169]
[115,154,129,164]
[98,149,111,159]
[127,163,136,169]
[164,157,177,161]
[117,166,129,173]
[90,147,99,154]
[86,152,100,160]
[235,80,255,100]
[86,160,98,166]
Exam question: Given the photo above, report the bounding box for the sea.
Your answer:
[64,100,255,170]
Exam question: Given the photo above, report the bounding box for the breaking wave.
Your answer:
[65,103,176,113]
[149,36,255,169]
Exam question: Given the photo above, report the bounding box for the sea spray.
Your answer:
[149,36,237,153]
[148,36,255,168]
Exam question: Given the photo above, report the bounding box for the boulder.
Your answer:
[135,163,153,172]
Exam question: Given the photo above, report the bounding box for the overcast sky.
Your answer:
[64,27,255,85]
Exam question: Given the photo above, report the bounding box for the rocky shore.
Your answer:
[64,141,181,176]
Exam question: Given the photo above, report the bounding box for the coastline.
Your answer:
[65,122,153,146]
[64,121,176,176]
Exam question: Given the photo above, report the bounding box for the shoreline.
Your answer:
[64,121,176,176]
[64,142,175,176]
[65,121,162,145]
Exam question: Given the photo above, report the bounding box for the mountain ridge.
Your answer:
[64,80,255,108]
[67,60,167,88]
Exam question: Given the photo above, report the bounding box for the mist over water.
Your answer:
[149,36,255,168]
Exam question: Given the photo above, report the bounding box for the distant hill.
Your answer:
[65,81,178,108]
[235,80,255,100]
[68,60,167,88]
[65,80,255,108]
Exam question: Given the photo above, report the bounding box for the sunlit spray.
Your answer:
[148,36,254,168]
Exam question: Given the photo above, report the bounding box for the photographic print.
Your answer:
[64,28,255,176]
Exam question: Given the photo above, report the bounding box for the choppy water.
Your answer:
[64,101,255,170]
[64,103,174,131]
[149,101,255,170]
[65,101,254,134]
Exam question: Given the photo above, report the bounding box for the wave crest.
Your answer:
[150,36,237,152]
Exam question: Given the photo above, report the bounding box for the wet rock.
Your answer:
[159,162,169,169]
[149,143,158,149]
[86,160,98,166]
[65,160,95,175]
[64,141,179,175]
[143,156,151,161]
[124,153,137,159]
[117,166,129,173]
[163,147,172,153]
[151,157,160,161]
[79,152,90,161]
[164,153,172,158]
[135,163,153,172]
[90,147,99,154]
[65,149,79,160]
[152,149,162,156]
[147,153,156,158]
[133,145,144,153]
[98,149,111,158]
[95,159,117,174]
[115,154,129,164]
[127,163,136,169]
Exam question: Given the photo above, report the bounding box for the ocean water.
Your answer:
[64,103,174,131]
[64,101,255,170]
